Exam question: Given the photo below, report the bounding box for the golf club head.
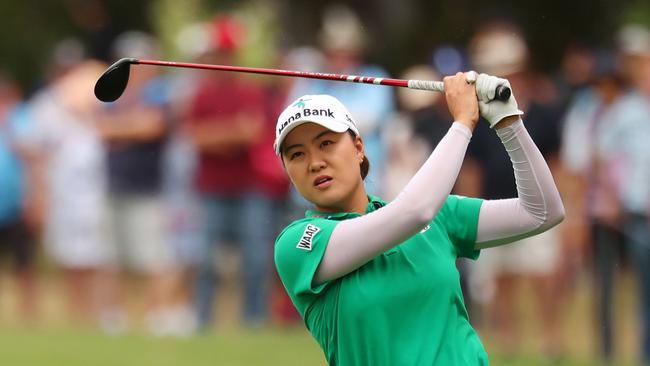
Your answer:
[94,58,137,102]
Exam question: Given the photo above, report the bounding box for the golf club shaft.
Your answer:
[135,59,444,92]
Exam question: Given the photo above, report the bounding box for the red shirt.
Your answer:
[251,84,291,198]
[187,78,288,198]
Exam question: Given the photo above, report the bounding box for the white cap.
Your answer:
[274,95,359,155]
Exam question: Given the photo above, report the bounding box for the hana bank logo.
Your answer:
[293,98,312,108]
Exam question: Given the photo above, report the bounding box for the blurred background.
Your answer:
[1,0,650,365]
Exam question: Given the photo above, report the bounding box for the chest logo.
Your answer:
[297,224,321,251]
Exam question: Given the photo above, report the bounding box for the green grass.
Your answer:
[0,325,631,366]
[0,326,325,366]
[0,269,639,366]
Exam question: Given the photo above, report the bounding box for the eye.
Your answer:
[289,151,304,160]
[320,140,334,148]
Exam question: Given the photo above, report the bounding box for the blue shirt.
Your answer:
[0,104,30,224]
[105,76,170,194]
[600,92,650,214]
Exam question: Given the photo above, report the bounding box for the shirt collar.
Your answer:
[305,195,386,220]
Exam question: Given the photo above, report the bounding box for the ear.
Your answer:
[353,135,364,162]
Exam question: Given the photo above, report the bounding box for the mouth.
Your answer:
[313,175,333,189]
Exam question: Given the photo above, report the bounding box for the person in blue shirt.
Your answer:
[0,76,38,321]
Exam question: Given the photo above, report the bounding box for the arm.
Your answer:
[314,123,472,283]
[96,107,166,142]
[184,114,263,153]
[15,147,47,230]
[474,117,565,248]
[314,72,478,284]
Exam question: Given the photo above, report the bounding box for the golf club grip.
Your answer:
[407,79,511,101]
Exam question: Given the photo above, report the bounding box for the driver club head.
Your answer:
[94,58,138,102]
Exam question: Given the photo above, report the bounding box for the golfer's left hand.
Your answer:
[475,73,523,128]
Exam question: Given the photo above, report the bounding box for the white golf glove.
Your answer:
[475,73,523,128]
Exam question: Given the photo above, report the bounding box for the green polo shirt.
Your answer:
[274,195,488,366]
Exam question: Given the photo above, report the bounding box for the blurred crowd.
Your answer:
[1,3,650,364]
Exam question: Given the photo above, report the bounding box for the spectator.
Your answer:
[26,58,110,325]
[287,5,395,196]
[596,27,650,363]
[183,16,284,329]
[555,42,598,110]
[155,69,204,337]
[465,21,566,360]
[95,31,175,334]
[0,75,38,323]
[552,43,600,291]
[560,48,627,361]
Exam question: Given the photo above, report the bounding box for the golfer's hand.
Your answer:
[475,73,523,128]
[444,72,479,131]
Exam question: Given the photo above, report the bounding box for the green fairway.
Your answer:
[0,325,632,366]
[0,326,325,366]
[0,269,639,366]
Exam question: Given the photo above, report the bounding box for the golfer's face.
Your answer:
[282,123,364,211]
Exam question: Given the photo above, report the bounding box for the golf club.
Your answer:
[94,58,511,103]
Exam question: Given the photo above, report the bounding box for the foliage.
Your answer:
[0,0,644,90]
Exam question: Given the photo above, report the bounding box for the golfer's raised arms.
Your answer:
[313,74,564,284]
[475,119,565,248]
[314,122,473,283]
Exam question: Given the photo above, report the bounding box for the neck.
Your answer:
[316,183,369,215]
[346,185,370,214]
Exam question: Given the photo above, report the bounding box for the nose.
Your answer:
[308,153,326,173]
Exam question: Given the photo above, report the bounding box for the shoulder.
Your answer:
[441,194,482,210]
[436,195,484,227]
[274,217,342,301]
[274,217,340,291]
[233,78,265,96]
[275,218,337,249]
[607,92,649,127]
[437,195,483,259]
[275,217,341,265]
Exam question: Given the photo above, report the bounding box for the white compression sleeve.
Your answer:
[314,123,472,284]
[475,119,565,248]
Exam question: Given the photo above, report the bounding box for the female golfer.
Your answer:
[274,72,564,365]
